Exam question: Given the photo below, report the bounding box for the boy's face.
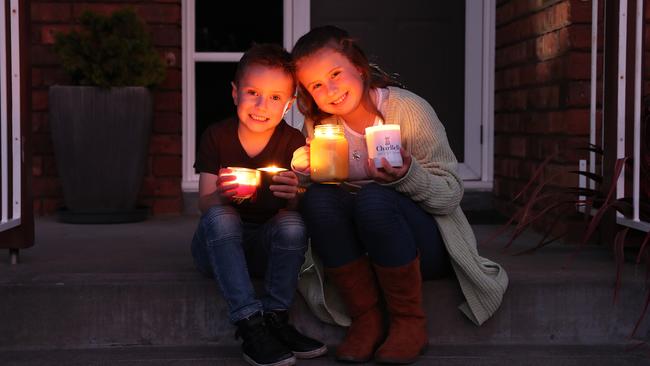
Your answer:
[232,65,295,135]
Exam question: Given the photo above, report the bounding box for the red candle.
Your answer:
[223,167,260,199]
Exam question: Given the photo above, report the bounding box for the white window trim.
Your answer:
[182,0,309,192]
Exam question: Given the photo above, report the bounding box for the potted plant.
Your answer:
[49,8,166,223]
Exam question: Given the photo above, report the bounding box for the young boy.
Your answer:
[191,44,326,366]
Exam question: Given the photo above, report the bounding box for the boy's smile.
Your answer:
[232,64,295,135]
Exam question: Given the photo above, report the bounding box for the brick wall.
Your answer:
[494,0,596,220]
[30,1,183,216]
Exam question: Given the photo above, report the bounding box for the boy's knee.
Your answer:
[272,212,307,251]
[200,205,242,241]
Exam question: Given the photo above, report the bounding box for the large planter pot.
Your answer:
[49,86,152,223]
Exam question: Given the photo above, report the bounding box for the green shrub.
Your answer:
[53,8,167,88]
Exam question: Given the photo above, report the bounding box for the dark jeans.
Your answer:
[301,183,451,280]
[191,205,307,323]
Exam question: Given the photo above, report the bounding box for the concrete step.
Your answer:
[1,217,649,351]
[1,345,648,366]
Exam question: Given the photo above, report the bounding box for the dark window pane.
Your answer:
[195,62,238,171]
[195,0,283,52]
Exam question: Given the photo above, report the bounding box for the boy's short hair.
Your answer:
[233,43,296,92]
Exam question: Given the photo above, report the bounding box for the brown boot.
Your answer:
[325,256,384,363]
[373,256,427,364]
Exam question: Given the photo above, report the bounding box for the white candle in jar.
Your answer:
[365,124,403,168]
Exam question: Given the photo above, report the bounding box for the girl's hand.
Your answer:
[217,168,239,201]
[367,148,412,183]
[270,170,300,200]
[291,138,312,174]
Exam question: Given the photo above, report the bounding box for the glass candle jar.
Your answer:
[222,167,260,199]
[310,124,349,183]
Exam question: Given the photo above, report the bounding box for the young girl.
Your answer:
[291,26,508,364]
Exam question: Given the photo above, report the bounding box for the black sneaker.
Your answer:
[235,312,296,366]
[264,310,328,359]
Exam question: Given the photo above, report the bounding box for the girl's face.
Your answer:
[296,48,365,118]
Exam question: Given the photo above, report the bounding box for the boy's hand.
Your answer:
[270,170,299,200]
[367,148,412,184]
[217,168,239,201]
[291,138,311,174]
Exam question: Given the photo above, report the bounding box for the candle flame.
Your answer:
[258,166,287,173]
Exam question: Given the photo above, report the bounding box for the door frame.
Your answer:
[181,0,494,191]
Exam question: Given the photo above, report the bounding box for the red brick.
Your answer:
[134,4,181,24]
[40,67,70,86]
[41,25,73,45]
[535,28,570,61]
[152,155,181,177]
[32,156,43,177]
[564,109,589,134]
[565,52,591,80]
[569,0,593,24]
[31,3,72,23]
[149,134,181,155]
[72,4,125,18]
[510,136,528,158]
[140,177,181,197]
[152,198,182,215]
[32,68,42,88]
[33,177,62,197]
[33,133,53,154]
[566,81,590,107]
[153,113,181,134]
[154,91,182,112]
[529,86,560,109]
[32,112,48,133]
[159,68,181,90]
[43,156,58,176]
[30,45,60,66]
[32,90,48,111]
[150,25,181,47]
[569,24,592,50]
[33,200,42,216]
[42,198,61,215]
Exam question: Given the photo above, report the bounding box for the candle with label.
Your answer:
[310,124,349,183]
[365,124,403,168]
[222,167,260,199]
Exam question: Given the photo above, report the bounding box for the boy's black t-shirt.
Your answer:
[195,117,305,223]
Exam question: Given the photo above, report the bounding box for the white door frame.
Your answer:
[462,0,495,189]
[181,0,493,191]
[0,0,22,232]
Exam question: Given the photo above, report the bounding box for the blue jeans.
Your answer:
[191,205,307,323]
[301,183,451,280]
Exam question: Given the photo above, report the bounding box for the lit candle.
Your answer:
[257,166,289,206]
[310,124,349,183]
[365,124,403,168]
[223,167,260,199]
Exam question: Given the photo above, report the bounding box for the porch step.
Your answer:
[1,345,648,366]
[1,217,648,351]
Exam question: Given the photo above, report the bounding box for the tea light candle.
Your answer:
[224,167,260,199]
[365,124,403,168]
[310,124,349,183]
